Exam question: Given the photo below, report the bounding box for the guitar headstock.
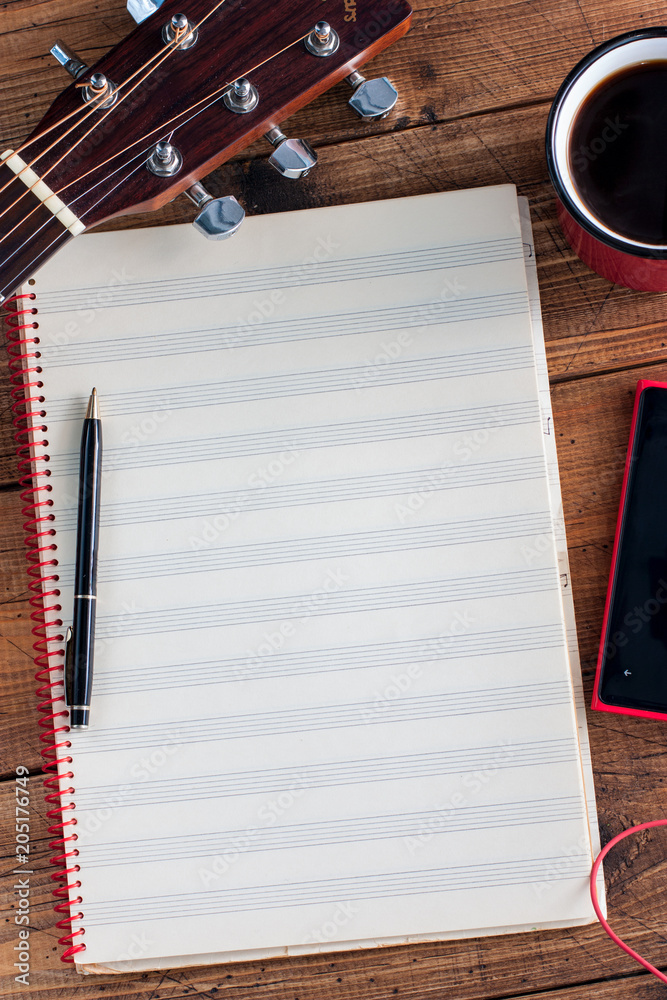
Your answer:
[13,0,412,236]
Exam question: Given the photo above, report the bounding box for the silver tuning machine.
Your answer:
[146,141,183,177]
[162,13,198,49]
[50,41,89,79]
[264,127,317,179]
[185,182,245,240]
[224,78,259,114]
[345,70,399,121]
[304,21,340,57]
[127,0,165,24]
[81,72,118,109]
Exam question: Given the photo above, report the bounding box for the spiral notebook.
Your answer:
[8,184,602,973]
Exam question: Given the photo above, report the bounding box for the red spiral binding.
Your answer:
[4,293,85,963]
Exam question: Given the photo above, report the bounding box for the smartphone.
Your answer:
[593,380,667,720]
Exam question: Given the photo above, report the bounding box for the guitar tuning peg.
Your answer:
[146,141,182,177]
[162,12,198,48]
[304,21,340,57]
[185,182,245,240]
[127,0,165,24]
[50,40,89,79]
[224,78,259,114]
[345,71,399,121]
[264,127,317,179]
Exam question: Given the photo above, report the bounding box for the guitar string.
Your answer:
[0,15,229,256]
[53,27,314,202]
[38,0,236,187]
[0,23,313,288]
[0,27,316,299]
[0,21,311,258]
[0,0,230,228]
[0,142,160,301]
[0,0,232,194]
[0,25,192,201]
[0,158,149,301]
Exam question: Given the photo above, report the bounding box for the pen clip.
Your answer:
[64,625,74,708]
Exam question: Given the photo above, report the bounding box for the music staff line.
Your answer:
[81,855,594,925]
[70,679,572,755]
[48,400,541,478]
[93,622,566,696]
[80,795,584,867]
[42,290,529,368]
[57,510,553,587]
[73,738,580,812]
[44,344,534,422]
[37,237,523,314]
[53,454,547,531]
[91,567,558,639]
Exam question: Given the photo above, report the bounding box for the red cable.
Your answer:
[3,294,85,963]
[590,819,667,984]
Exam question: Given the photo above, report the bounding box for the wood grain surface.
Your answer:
[3,1,667,998]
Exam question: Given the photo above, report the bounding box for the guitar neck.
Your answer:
[0,0,412,297]
[0,162,74,302]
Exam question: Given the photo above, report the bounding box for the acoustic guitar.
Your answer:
[0,0,412,302]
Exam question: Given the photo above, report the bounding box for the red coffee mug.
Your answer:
[546,28,667,292]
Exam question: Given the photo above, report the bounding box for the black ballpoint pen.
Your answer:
[65,388,102,730]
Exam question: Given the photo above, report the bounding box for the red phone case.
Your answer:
[592,379,667,720]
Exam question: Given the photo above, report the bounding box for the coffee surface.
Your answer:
[569,60,667,244]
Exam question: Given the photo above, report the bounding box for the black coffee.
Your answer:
[569,61,667,244]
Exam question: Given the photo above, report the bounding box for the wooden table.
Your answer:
[3,1,667,997]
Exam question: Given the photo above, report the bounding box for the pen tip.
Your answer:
[86,388,100,420]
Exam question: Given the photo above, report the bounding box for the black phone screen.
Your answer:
[598,386,667,712]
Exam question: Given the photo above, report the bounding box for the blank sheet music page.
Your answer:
[32,184,597,968]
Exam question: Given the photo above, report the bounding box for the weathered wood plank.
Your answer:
[0,358,17,490]
[0,484,45,777]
